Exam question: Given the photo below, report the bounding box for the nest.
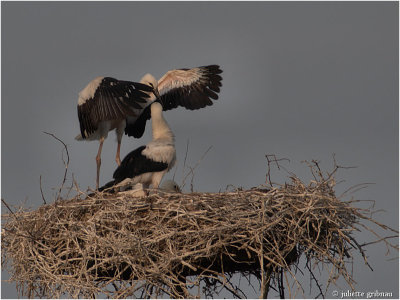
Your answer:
[2,163,398,298]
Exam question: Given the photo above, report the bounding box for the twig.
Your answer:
[181,139,190,189]
[344,233,373,271]
[265,154,290,186]
[43,131,69,201]
[1,198,16,217]
[278,268,285,299]
[39,175,47,205]
[182,145,213,190]
[305,259,324,298]
[360,235,399,247]
[339,183,375,199]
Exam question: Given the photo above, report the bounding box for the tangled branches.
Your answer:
[1,161,398,298]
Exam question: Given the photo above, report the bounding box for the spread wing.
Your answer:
[158,64,223,110]
[77,77,152,139]
[124,65,223,138]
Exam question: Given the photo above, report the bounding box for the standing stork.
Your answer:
[76,77,158,189]
[99,99,176,192]
[76,65,222,189]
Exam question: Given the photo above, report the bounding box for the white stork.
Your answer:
[76,77,157,189]
[76,65,222,189]
[99,99,176,192]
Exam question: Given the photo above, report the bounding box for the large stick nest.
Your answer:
[1,162,398,298]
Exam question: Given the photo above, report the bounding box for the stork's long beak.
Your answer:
[153,88,163,106]
[153,88,161,100]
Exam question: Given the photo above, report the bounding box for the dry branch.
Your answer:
[1,163,398,299]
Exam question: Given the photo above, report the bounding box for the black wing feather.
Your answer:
[160,64,222,111]
[124,65,223,138]
[125,103,152,138]
[77,77,152,139]
[113,145,168,184]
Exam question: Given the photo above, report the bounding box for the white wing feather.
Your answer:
[157,68,203,96]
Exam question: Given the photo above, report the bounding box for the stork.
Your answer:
[76,65,222,189]
[76,77,158,189]
[99,99,176,192]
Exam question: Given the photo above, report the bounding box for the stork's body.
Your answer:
[100,101,176,191]
[76,77,154,189]
[76,65,222,189]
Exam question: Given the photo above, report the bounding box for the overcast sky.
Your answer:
[1,2,398,298]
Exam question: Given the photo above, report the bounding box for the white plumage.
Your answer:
[99,101,176,192]
[78,76,106,106]
[76,77,154,189]
[76,65,222,189]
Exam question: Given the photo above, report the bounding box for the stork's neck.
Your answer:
[151,103,174,142]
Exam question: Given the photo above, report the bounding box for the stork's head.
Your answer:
[140,73,160,100]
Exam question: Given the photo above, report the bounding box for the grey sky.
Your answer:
[1,2,398,298]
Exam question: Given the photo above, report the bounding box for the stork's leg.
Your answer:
[116,141,122,166]
[96,138,105,190]
[115,121,125,166]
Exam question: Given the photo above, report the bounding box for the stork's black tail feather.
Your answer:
[87,181,118,198]
[98,180,117,193]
